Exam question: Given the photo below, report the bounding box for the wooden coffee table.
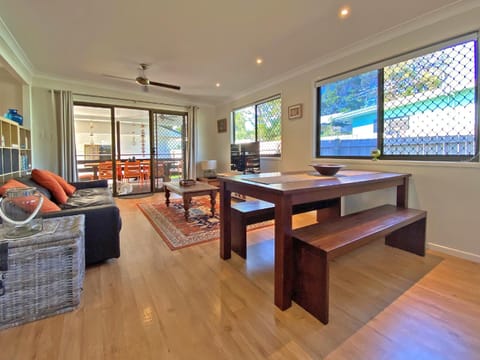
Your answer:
[164,182,219,221]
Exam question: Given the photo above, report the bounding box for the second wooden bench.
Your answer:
[291,204,426,324]
[231,198,340,259]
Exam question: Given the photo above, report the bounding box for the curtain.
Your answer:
[52,90,77,181]
[185,106,197,180]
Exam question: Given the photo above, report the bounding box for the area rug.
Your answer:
[138,196,272,250]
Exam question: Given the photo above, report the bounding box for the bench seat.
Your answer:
[231,198,340,258]
[292,204,426,324]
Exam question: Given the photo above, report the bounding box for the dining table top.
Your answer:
[219,170,411,194]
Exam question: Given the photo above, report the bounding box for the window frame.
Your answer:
[315,32,479,162]
[232,94,282,157]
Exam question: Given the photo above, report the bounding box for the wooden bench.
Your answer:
[291,204,427,324]
[231,198,340,259]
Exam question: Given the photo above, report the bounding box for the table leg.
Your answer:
[92,165,99,180]
[220,181,232,259]
[209,190,217,217]
[274,197,293,310]
[165,187,171,207]
[183,195,191,221]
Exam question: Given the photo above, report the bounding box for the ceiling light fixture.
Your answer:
[339,6,350,19]
[216,82,221,87]
[256,58,263,65]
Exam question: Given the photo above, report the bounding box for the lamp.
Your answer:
[201,160,217,178]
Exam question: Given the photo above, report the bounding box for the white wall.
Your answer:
[193,105,216,176]
[213,7,480,262]
[0,68,23,118]
[197,110,232,173]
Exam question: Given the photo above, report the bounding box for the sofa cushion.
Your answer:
[0,179,61,213]
[16,176,52,199]
[31,169,69,204]
[45,170,76,196]
[61,187,115,209]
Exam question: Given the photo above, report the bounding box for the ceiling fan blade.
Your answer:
[103,66,181,91]
[149,80,181,91]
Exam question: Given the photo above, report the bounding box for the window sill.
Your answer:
[314,157,480,169]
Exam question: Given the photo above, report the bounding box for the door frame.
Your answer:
[151,109,188,192]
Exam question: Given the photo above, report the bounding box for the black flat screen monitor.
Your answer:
[230,141,260,173]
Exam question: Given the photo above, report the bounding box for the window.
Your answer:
[316,33,478,161]
[233,96,281,156]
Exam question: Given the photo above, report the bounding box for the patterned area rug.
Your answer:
[138,196,272,250]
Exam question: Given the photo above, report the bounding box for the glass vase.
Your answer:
[4,109,23,126]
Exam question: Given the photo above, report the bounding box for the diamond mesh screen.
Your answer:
[383,40,476,156]
[233,97,281,156]
[257,98,281,155]
[154,113,184,179]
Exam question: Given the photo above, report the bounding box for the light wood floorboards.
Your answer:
[1,193,479,359]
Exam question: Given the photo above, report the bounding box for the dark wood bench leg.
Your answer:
[316,197,341,222]
[231,210,247,259]
[385,217,426,256]
[293,242,330,324]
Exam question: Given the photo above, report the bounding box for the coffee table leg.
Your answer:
[183,195,191,221]
[165,187,171,207]
[210,191,217,217]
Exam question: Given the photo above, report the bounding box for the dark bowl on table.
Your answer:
[310,164,345,176]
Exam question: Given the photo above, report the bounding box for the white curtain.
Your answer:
[185,106,197,180]
[52,90,77,181]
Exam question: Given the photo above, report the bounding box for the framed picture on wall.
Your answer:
[288,104,303,119]
[217,118,227,133]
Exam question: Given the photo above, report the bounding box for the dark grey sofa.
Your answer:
[17,177,122,265]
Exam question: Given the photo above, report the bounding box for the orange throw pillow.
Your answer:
[0,179,61,213]
[45,170,76,196]
[31,169,69,204]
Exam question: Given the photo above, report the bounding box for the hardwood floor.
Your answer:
[1,193,479,359]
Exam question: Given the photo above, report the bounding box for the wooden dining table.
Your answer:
[219,169,411,311]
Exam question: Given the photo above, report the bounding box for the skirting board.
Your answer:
[428,242,480,263]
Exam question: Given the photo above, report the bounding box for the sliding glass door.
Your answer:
[73,105,113,183]
[152,112,187,192]
[115,108,151,195]
[74,104,152,196]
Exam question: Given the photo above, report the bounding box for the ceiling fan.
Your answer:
[104,63,181,91]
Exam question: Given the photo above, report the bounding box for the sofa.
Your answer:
[14,176,122,266]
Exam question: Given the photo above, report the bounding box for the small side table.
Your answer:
[0,215,85,330]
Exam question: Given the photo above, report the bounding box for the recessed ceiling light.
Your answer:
[216,82,221,87]
[256,58,263,65]
[339,6,350,19]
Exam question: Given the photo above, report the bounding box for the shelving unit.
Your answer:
[0,116,31,182]
[230,142,260,173]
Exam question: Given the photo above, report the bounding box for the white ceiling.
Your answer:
[0,0,471,105]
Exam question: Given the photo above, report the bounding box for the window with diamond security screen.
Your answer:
[233,96,281,156]
[319,71,378,156]
[316,34,478,161]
